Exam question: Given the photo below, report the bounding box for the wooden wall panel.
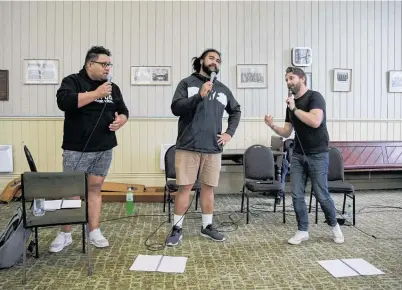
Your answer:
[0,1,400,119]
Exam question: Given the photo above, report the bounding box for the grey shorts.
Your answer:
[62,149,113,177]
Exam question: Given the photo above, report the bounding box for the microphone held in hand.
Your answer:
[210,72,217,83]
[287,90,293,105]
[107,74,113,84]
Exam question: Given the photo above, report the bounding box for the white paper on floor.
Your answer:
[129,255,187,273]
[318,258,385,278]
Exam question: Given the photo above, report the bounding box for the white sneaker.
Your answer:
[89,228,109,248]
[49,232,72,253]
[331,223,345,244]
[288,231,309,245]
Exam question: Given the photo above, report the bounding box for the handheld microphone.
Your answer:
[210,72,217,83]
[287,89,293,105]
[107,74,112,84]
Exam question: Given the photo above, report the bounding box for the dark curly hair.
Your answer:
[84,46,111,65]
[191,48,221,73]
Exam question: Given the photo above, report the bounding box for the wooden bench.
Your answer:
[329,141,402,173]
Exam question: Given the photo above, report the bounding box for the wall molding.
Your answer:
[2,117,402,122]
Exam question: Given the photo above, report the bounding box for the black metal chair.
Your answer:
[163,145,201,222]
[22,145,88,259]
[240,144,285,224]
[23,145,38,172]
[21,172,91,284]
[283,139,294,173]
[22,145,39,258]
[308,147,356,225]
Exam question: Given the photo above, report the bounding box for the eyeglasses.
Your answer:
[92,61,113,68]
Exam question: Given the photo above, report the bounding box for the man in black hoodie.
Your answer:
[49,46,129,253]
[166,49,241,246]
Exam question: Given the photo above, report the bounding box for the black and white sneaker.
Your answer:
[200,224,226,242]
[166,226,183,246]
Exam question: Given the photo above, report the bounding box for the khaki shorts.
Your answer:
[175,149,222,187]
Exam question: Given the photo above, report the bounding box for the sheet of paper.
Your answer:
[341,259,385,276]
[44,200,62,211]
[129,255,163,271]
[317,260,360,278]
[157,256,187,273]
[61,200,82,209]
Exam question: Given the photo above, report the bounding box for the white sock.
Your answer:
[173,214,184,228]
[202,214,213,229]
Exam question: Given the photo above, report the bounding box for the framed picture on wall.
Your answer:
[305,72,312,90]
[333,68,352,92]
[0,70,9,101]
[291,47,312,67]
[388,70,402,93]
[237,64,267,88]
[131,66,171,85]
[23,59,59,84]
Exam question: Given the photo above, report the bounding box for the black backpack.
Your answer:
[0,207,33,269]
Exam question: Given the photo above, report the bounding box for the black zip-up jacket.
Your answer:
[56,68,129,152]
[171,73,241,154]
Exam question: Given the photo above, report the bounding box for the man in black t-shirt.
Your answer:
[264,67,344,245]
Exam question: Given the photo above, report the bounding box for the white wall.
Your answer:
[0,1,401,120]
[0,1,402,191]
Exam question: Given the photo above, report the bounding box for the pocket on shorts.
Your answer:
[62,150,82,172]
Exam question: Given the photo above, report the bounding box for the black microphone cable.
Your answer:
[145,72,213,251]
[144,70,245,251]
[73,76,112,171]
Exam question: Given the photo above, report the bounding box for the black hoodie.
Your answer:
[56,68,129,152]
[171,73,241,154]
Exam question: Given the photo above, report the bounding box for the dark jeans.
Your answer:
[290,152,337,231]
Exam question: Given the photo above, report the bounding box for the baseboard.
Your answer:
[2,171,401,201]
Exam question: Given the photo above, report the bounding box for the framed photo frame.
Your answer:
[292,47,312,67]
[333,68,352,92]
[388,70,402,93]
[305,72,312,90]
[0,70,9,101]
[237,64,267,88]
[131,66,171,85]
[23,59,59,84]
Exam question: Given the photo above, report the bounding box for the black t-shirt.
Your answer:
[285,90,329,155]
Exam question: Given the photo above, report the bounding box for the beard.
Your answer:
[288,81,302,94]
[202,63,220,76]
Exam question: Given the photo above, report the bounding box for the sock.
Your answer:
[202,214,213,229]
[173,214,184,228]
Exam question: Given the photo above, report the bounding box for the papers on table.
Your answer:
[44,200,82,211]
[129,254,187,274]
[318,258,385,278]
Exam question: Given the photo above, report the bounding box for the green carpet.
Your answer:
[0,190,401,290]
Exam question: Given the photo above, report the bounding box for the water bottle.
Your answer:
[33,198,45,216]
[126,186,134,215]
[346,204,352,220]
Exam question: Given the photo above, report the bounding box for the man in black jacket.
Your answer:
[166,48,241,246]
[49,46,129,253]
